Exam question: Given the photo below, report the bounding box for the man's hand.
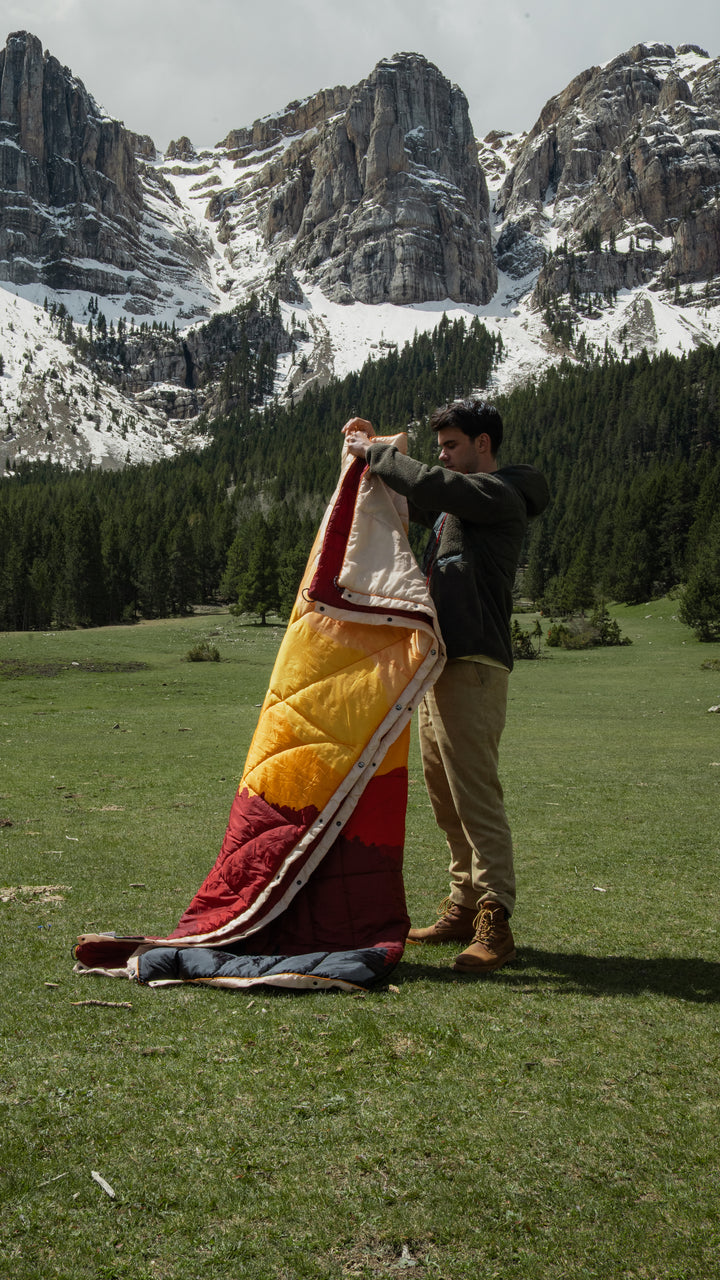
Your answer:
[342,416,375,460]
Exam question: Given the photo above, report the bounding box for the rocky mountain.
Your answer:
[233,53,496,307]
[0,31,215,319]
[1,32,720,471]
[495,43,720,300]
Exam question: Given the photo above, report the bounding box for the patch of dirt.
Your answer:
[0,658,149,679]
[0,884,70,904]
[334,1241,427,1277]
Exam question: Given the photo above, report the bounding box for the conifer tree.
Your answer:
[232,516,280,625]
[278,543,311,616]
[54,499,106,626]
[679,513,720,641]
[167,520,199,615]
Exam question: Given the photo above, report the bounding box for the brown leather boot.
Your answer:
[407,897,477,944]
[452,899,516,972]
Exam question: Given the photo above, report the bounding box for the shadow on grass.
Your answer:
[397,948,720,1003]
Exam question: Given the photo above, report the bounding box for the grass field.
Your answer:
[1,604,719,1280]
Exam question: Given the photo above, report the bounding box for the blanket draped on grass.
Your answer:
[73,436,445,992]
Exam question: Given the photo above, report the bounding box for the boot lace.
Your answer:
[471,902,497,943]
[436,895,467,923]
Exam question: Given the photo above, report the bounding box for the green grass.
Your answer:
[1,604,719,1280]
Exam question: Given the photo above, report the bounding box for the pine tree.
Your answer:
[278,543,311,616]
[232,516,280,625]
[679,513,720,641]
[167,520,198,615]
[54,498,106,626]
[562,541,596,612]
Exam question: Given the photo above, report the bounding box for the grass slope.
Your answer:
[1,606,718,1280]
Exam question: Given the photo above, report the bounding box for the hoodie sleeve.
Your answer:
[366,443,537,525]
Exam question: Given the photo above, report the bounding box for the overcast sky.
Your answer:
[4,0,720,149]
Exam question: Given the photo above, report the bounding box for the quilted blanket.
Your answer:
[73,435,445,992]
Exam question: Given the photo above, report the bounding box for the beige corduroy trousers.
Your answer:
[418,658,516,917]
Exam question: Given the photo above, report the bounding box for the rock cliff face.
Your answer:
[666,199,720,282]
[10,33,720,327]
[495,43,720,296]
[0,30,213,314]
[536,246,666,298]
[0,36,496,315]
[211,54,496,305]
[220,86,352,161]
[118,304,292,419]
[0,31,140,288]
[4,31,720,471]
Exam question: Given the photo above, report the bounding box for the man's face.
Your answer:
[437,426,492,474]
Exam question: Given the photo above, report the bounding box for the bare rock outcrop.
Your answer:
[83,302,292,419]
[0,31,141,289]
[166,136,197,162]
[534,246,666,304]
[0,30,214,314]
[666,200,720,282]
[220,87,351,166]
[213,54,496,306]
[496,43,720,293]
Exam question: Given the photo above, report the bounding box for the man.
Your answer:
[344,400,549,973]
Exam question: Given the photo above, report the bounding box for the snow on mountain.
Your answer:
[0,290,209,470]
[2,36,720,475]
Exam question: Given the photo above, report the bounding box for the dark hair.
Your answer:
[429,398,503,455]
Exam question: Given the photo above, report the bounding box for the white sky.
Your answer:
[3,0,720,150]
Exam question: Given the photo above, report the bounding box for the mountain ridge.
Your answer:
[1,32,720,471]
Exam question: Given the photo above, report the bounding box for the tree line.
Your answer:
[1,320,719,636]
[0,315,501,629]
[502,346,720,636]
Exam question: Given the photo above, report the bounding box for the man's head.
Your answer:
[430,399,503,475]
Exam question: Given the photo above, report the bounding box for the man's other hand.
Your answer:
[342,416,374,459]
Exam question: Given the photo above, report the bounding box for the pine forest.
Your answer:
[1,316,720,638]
